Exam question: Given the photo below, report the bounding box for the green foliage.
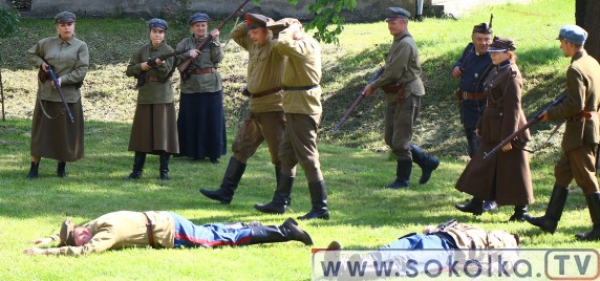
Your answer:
[0,2,20,39]
[303,0,357,44]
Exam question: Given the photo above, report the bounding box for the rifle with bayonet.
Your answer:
[483,93,567,159]
[39,59,75,123]
[331,67,385,132]
[0,66,5,121]
[177,0,250,81]
[135,48,189,88]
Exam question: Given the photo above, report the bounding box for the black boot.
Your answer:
[385,160,412,189]
[298,180,330,220]
[464,127,480,158]
[525,185,568,234]
[126,151,146,179]
[200,157,247,204]
[159,152,170,180]
[575,193,600,241]
[508,205,528,222]
[27,161,39,179]
[249,218,313,246]
[410,143,439,184]
[255,175,294,214]
[57,162,66,178]
[455,197,484,216]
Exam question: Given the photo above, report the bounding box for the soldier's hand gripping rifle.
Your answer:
[331,67,385,132]
[177,0,250,81]
[40,59,75,123]
[135,48,189,88]
[483,93,567,159]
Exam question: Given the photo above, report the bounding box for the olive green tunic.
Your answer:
[175,35,224,93]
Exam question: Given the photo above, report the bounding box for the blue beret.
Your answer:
[557,25,587,46]
[148,18,168,30]
[189,12,210,25]
[488,36,516,53]
[385,7,410,21]
[54,11,76,23]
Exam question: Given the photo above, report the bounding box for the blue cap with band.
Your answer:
[148,18,168,30]
[189,12,210,25]
[556,25,587,46]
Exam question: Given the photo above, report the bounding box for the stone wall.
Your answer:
[11,0,432,22]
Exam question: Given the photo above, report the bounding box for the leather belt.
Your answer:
[147,76,162,83]
[190,68,216,74]
[382,83,404,94]
[283,85,318,91]
[461,91,486,100]
[569,111,599,121]
[251,87,283,98]
[142,213,156,248]
[432,232,458,249]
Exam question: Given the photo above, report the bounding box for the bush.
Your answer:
[0,3,20,39]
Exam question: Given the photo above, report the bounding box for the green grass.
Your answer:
[1,0,598,279]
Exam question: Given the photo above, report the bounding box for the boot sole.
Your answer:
[199,189,231,204]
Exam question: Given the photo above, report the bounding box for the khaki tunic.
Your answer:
[45,211,175,256]
[125,42,175,104]
[26,35,89,161]
[176,35,223,93]
[456,62,534,206]
[547,50,600,193]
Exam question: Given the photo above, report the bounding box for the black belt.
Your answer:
[142,213,156,248]
[283,85,318,91]
[432,232,458,249]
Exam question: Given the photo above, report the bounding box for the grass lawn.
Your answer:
[1,0,598,280]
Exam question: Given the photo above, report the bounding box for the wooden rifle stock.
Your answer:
[0,67,5,121]
[41,59,75,123]
[135,48,189,88]
[483,93,567,159]
[177,0,250,80]
[331,67,385,132]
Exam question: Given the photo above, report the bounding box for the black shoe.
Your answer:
[159,152,170,180]
[126,152,146,180]
[508,205,528,222]
[26,162,39,179]
[455,197,483,216]
[575,192,600,241]
[254,201,286,214]
[57,162,66,178]
[385,160,411,189]
[281,218,313,245]
[255,174,294,214]
[525,185,568,234]
[410,143,438,184]
[297,180,330,220]
[200,157,246,204]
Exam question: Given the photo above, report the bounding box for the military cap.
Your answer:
[385,7,410,21]
[266,18,299,34]
[556,24,587,46]
[472,23,492,34]
[245,13,272,30]
[58,218,76,247]
[189,12,210,25]
[148,18,168,30]
[488,36,516,52]
[54,11,76,24]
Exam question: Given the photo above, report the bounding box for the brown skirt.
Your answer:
[30,99,84,162]
[128,103,179,154]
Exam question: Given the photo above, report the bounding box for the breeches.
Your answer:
[555,144,599,194]
[232,111,285,164]
[385,95,421,161]
[279,113,323,182]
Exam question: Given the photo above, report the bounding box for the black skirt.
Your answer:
[177,91,227,159]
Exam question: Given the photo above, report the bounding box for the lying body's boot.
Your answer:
[27,161,40,179]
[159,152,170,180]
[385,160,412,189]
[455,197,484,216]
[249,218,313,246]
[525,185,568,234]
[200,157,246,204]
[298,180,330,220]
[255,175,294,214]
[410,143,439,184]
[508,205,528,222]
[126,151,146,179]
[57,162,66,178]
[576,192,600,241]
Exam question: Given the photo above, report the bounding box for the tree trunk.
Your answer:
[576,0,600,61]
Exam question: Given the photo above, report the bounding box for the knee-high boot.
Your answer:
[27,161,40,179]
[57,162,67,178]
[385,160,412,189]
[159,152,170,180]
[508,205,528,222]
[127,152,146,179]
[525,185,568,234]
[200,157,247,204]
[254,174,294,214]
[464,127,480,158]
[575,192,600,241]
[410,143,439,184]
[249,218,313,246]
[297,180,330,220]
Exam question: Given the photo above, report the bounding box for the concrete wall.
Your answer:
[13,0,432,22]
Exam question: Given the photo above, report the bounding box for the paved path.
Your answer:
[431,0,532,19]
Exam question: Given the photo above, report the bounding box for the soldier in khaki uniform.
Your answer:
[25,11,89,179]
[526,25,600,241]
[125,19,179,180]
[362,7,439,189]
[200,13,286,205]
[254,18,329,220]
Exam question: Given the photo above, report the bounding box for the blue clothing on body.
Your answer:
[453,43,492,127]
[170,212,252,248]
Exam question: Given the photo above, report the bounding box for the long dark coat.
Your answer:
[455,61,534,206]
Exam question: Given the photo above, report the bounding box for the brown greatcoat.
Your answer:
[455,61,534,206]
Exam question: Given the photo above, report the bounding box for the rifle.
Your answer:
[135,48,189,88]
[483,93,567,159]
[40,59,75,123]
[330,67,385,132]
[0,67,5,121]
[177,0,250,81]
